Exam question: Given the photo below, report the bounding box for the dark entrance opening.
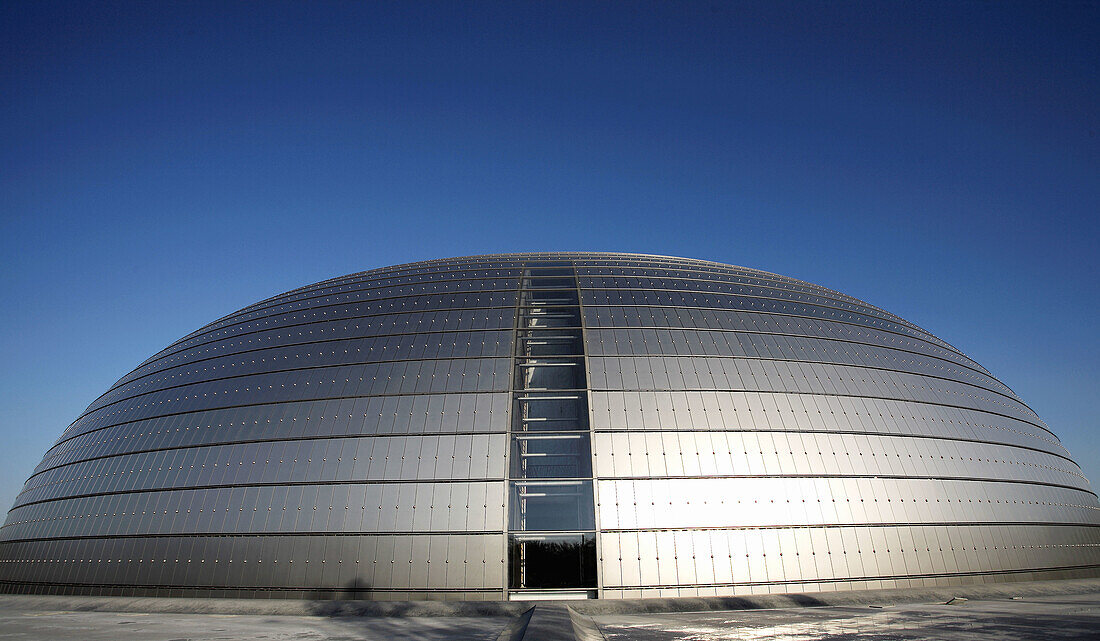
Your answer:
[508,533,597,589]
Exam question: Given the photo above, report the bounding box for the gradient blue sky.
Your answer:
[1,1,1097,512]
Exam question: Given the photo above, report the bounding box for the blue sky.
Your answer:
[0,1,1097,512]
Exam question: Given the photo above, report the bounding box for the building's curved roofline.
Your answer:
[121,252,1018,423]
[284,251,977,368]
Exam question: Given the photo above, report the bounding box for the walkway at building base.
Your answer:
[0,577,1098,640]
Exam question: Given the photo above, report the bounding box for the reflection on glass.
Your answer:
[522,307,582,328]
[518,329,582,356]
[515,394,588,431]
[517,359,585,389]
[524,277,576,290]
[509,480,595,531]
[510,434,592,479]
[508,533,596,589]
[521,288,579,305]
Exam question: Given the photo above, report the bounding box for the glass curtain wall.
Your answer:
[507,263,597,598]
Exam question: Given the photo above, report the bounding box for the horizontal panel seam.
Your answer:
[100,337,1023,425]
[75,356,514,424]
[583,303,990,378]
[50,388,1061,459]
[0,530,507,543]
[586,354,1027,411]
[587,325,1005,392]
[598,522,1100,533]
[6,523,1100,546]
[54,392,511,452]
[581,288,949,349]
[603,564,1100,590]
[26,429,1086,489]
[28,432,511,481]
[141,290,522,368]
[201,271,908,344]
[106,326,516,396]
[589,388,1056,441]
[148,289,971,385]
[590,474,1098,497]
[7,473,1097,513]
[7,478,508,511]
[589,428,1080,466]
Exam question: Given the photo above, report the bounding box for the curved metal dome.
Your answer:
[1,252,1097,600]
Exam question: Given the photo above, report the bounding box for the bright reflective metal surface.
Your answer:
[0,252,1097,600]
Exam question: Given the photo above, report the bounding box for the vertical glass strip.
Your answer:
[506,262,597,596]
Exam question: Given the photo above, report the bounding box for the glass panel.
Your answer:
[521,307,582,328]
[508,533,596,589]
[524,277,576,289]
[517,329,583,357]
[517,359,585,389]
[509,480,595,531]
[510,434,592,479]
[522,267,573,276]
[521,289,579,305]
[514,394,588,432]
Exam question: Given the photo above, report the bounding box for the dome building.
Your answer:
[1,252,1097,600]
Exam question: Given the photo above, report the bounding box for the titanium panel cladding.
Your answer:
[1,252,1097,600]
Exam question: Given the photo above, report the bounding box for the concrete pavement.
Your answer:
[2,578,1099,640]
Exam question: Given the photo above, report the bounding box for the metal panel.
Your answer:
[2,253,1097,601]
